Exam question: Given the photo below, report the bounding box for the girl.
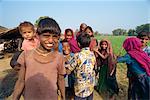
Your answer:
[84,26,98,51]
[19,21,39,51]
[64,28,80,53]
[93,39,119,100]
[116,37,150,99]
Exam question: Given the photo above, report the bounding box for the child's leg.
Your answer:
[74,95,85,100]
[87,93,93,100]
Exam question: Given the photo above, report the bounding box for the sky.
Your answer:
[0,0,149,34]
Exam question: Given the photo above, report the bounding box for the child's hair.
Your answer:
[80,23,87,31]
[19,21,35,34]
[61,39,68,44]
[36,17,61,36]
[84,26,94,37]
[137,32,150,39]
[64,28,74,38]
[99,39,113,55]
[76,32,91,48]
[65,28,73,35]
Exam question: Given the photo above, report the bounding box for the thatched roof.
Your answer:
[0,26,8,33]
[0,27,22,39]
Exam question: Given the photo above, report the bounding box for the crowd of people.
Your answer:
[1,17,149,100]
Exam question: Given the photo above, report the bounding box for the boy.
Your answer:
[66,32,96,100]
[12,17,65,100]
[137,32,150,56]
[61,39,74,99]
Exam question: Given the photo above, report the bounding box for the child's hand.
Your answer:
[65,64,70,68]
[66,68,71,75]
[93,46,98,52]
[112,60,117,65]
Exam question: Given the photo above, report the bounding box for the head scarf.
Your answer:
[64,28,80,53]
[123,37,150,76]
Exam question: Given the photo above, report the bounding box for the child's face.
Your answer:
[80,24,87,32]
[39,32,58,51]
[100,41,108,50]
[21,27,34,40]
[140,36,149,47]
[66,31,73,41]
[62,42,70,55]
[85,28,93,36]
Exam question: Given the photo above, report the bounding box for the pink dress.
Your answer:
[21,37,39,51]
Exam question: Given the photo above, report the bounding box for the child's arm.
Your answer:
[58,74,65,100]
[117,54,131,64]
[12,65,25,100]
[93,47,108,59]
[65,65,72,74]
[95,50,108,59]
[10,51,22,70]
[65,53,78,74]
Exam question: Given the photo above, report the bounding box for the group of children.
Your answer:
[2,17,149,100]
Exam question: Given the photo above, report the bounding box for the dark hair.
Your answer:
[76,32,91,48]
[19,21,34,34]
[65,28,73,34]
[36,17,61,36]
[84,26,94,37]
[80,23,87,32]
[61,39,68,44]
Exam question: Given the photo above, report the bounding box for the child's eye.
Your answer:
[53,35,58,38]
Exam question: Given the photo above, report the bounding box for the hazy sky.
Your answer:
[0,0,149,34]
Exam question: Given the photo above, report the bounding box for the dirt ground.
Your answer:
[0,53,128,100]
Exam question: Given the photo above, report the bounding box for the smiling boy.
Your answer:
[12,17,65,100]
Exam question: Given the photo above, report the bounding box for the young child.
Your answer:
[93,39,119,100]
[66,32,96,100]
[61,39,74,100]
[10,21,39,70]
[116,37,150,99]
[64,28,80,53]
[19,21,39,51]
[12,17,66,100]
[84,26,98,51]
[137,32,150,56]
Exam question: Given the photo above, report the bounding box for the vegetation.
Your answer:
[111,23,149,36]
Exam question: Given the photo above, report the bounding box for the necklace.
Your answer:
[35,48,52,57]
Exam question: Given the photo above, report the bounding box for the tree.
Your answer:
[135,23,150,34]
[127,29,137,36]
[112,28,126,36]
[34,16,49,27]
[94,31,99,35]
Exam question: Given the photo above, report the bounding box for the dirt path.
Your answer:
[0,54,103,100]
[0,53,128,100]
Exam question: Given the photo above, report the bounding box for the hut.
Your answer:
[0,27,23,53]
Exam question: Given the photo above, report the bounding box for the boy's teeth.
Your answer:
[47,44,53,46]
